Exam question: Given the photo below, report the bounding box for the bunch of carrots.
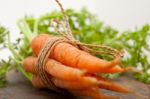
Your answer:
[23,34,135,99]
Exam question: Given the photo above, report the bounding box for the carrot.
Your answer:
[23,56,86,81]
[105,65,134,73]
[23,56,131,93]
[23,57,123,79]
[96,76,131,93]
[97,77,147,99]
[23,57,100,89]
[31,75,99,90]
[69,87,119,99]
[32,75,46,89]
[53,77,98,90]
[32,75,118,99]
[31,34,121,73]
[23,56,37,74]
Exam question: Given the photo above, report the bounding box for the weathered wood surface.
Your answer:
[0,71,150,99]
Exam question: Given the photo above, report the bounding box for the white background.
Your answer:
[0,0,150,59]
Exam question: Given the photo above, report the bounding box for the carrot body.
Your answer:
[23,56,37,74]
[53,77,98,90]
[32,75,99,90]
[23,56,85,81]
[69,88,101,99]
[31,34,121,73]
[96,76,131,93]
[104,65,133,73]
[32,75,117,99]
[69,87,119,99]
[105,65,124,73]
[32,76,46,89]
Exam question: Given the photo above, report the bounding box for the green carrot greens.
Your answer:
[0,25,10,87]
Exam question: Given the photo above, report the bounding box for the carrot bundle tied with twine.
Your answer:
[22,0,149,99]
[35,0,123,93]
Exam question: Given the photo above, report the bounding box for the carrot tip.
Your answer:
[125,67,144,74]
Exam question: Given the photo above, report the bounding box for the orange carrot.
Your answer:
[96,76,131,93]
[31,75,99,90]
[23,56,123,78]
[69,87,119,99]
[32,75,46,89]
[23,56,131,93]
[23,56,37,74]
[105,65,134,73]
[23,56,86,81]
[53,77,98,90]
[32,76,118,99]
[31,34,121,73]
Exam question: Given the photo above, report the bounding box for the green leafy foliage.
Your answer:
[0,59,12,87]
[104,25,150,83]
[0,25,8,49]
[119,25,150,83]
[0,25,10,87]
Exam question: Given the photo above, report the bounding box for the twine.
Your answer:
[36,37,63,92]
[35,0,123,92]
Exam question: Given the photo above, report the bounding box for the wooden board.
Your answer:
[0,71,150,99]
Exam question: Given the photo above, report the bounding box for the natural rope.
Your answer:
[55,0,75,40]
[54,0,123,57]
[35,0,123,92]
[36,37,65,92]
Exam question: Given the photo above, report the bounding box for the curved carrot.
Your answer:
[105,65,134,73]
[96,76,131,93]
[105,65,124,73]
[53,77,98,90]
[23,56,86,81]
[31,34,121,73]
[69,87,119,99]
[31,75,99,90]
